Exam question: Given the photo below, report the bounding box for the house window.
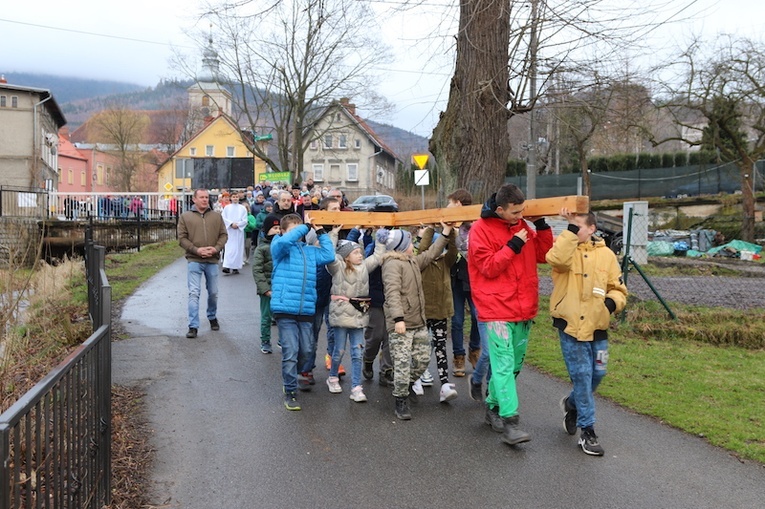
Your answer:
[81,171,86,186]
[347,163,358,181]
[0,96,5,107]
[354,139,361,149]
[175,158,192,178]
[202,95,210,106]
[329,164,341,181]
[68,168,73,185]
[376,164,385,184]
[323,135,333,149]
[226,146,235,157]
[11,96,18,108]
[336,113,341,121]
[309,139,318,150]
[338,134,347,149]
[97,164,104,185]
[189,147,197,156]
[106,166,112,185]
[312,164,324,181]
[205,145,214,156]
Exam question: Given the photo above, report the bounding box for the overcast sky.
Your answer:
[1,0,762,137]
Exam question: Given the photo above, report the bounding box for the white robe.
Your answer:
[221,203,248,270]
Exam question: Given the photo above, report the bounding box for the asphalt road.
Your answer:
[114,256,765,509]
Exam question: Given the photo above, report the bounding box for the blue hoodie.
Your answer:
[270,224,335,317]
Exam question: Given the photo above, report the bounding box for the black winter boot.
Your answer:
[363,361,374,380]
[395,397,412,420]
[501,415,531,445]
[484,406,504,433]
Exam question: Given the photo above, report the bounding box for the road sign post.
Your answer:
[412,154,430,210]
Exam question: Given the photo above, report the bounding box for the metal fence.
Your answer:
[82,214,179,253]
[49,192,191,221]
[505,161,765,201]
[0,186,49,218]
[0,241,112,508]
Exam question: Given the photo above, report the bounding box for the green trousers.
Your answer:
[483,320,531,418]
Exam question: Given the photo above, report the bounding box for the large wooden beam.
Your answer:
[309,195,589,227]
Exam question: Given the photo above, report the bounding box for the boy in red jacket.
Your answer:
[468,184,553,446]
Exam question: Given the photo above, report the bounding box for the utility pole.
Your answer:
[525,0,539,199]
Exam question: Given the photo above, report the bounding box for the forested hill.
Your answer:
[3,72,148,104]
[3,73,428,159]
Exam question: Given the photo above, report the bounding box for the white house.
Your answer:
[303,98,400,198]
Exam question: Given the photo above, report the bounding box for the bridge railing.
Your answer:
[0,240,112,508]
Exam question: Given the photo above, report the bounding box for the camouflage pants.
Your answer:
[389,326,431,398]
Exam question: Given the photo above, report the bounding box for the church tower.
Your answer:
[188,35,233,131]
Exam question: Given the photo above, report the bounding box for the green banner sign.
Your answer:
[259,171,291,183]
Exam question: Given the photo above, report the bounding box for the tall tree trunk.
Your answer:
[429,0,511,201]
[740,157,755,242]
[579,147,591,197]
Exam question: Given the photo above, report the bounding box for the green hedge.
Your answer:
[586,150,715,172]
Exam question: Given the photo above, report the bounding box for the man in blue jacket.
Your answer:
[271,213,335,411]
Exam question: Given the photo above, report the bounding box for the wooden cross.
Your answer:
[309,195,589,227]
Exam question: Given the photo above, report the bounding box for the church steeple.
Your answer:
[198,34,221,83]
[187,30,233,130]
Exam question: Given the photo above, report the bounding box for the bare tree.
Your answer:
[194,0,392,182]
[429,0,696,200]
[547,70,615,196]
[90,107,150,192]
[652,35,765,242]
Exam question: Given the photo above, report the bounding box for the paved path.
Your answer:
[114,257,765,509]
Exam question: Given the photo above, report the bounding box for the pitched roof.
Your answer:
[326,99,402,163]
[57,129,87,161]
[0,82,66,126]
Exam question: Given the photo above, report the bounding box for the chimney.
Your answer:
[0,75,7,84]
[340,97,355,115]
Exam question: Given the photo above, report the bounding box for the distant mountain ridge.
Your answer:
[4,73,429,161]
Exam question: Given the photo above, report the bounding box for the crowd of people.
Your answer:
[177,182,627,456]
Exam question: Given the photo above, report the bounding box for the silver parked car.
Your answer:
[350,195,399,212]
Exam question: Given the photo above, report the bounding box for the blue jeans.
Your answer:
[312,305,335,371]
[471,321,493,386]
[187,261,219,329]
[331,327,364,387]
[559,331,608,430]
[278,318,314,393]
[451,283,480,356]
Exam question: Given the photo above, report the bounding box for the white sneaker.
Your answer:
[420,369,434,387]
[349,385,367,403]
[411,379,424,396]
[326,376,342,394]
[439,383,458,403]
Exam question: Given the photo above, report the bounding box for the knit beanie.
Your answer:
[386,229,412,252]
[336,239,362,259]
[263,214,281,235]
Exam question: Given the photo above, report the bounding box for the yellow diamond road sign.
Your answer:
[413,154,429,170]
[164,182,173,191]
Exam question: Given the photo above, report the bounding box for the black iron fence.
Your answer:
[0,241,112,508]
[83,213,179,252]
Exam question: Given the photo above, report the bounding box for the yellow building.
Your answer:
[156,115,267,193]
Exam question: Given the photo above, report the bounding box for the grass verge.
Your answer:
[527,296,765,464]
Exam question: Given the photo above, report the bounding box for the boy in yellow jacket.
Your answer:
[546,208,627,456]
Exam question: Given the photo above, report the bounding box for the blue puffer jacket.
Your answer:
[270,225,335,316]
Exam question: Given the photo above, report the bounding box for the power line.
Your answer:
[0,17,195,49]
